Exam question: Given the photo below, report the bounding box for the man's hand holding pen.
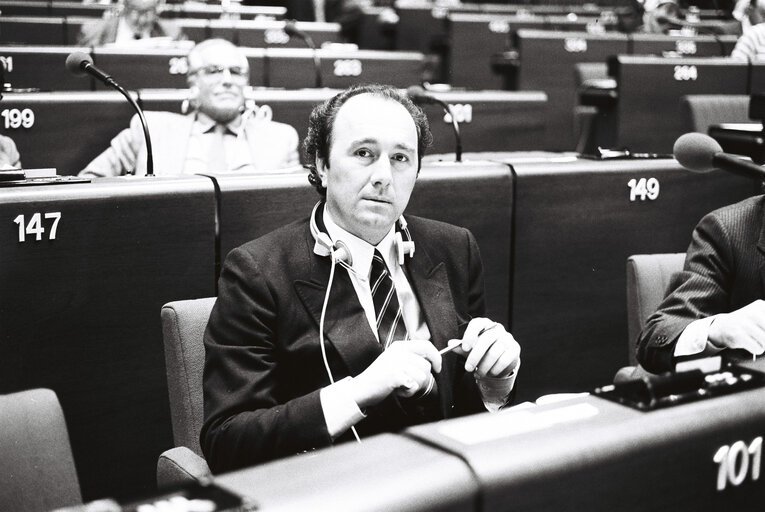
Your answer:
[442,318,521,379]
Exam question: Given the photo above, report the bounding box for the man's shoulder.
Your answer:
[405,215,469,238]
[705,195,765,224]
[234,217,311,258]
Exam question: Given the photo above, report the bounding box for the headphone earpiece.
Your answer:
[395,232,416,265]
[181,85,200,115]
[310,202,353,266]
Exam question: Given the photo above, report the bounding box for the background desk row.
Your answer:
[0,89,548,174]
[0,156,756,501]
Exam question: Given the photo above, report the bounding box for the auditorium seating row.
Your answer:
[452,29,741,150]
[590,55,765,154]
[0,44,434,90]
[0,88,547,173]
[1,156,756,501]
[0,15,343,47]
[0,0,286,20]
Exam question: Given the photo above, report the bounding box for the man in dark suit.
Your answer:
[201,84,521,473]
[637,195,765,374]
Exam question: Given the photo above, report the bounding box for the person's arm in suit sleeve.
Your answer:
[201,246,333,474]
[0,134,21,169]
[637,211,735,373]
[79,114,143,177]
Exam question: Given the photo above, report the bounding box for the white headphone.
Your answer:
[310,200,415,443]
[309,201,415,268]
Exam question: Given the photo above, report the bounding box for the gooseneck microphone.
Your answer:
[284,21,322,89]
[674,132,765,180]
[406,85,462,162]
[65,51,154,176]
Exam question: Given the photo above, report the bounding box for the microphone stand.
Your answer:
[431,97,462,162]
[109,81,154,177]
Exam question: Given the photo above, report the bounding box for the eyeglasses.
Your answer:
[191,65,249,81]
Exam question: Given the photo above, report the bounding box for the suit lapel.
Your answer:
[294,229,382,377]
[405,244,459,351]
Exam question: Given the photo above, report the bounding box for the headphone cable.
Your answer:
[319,250,362,443]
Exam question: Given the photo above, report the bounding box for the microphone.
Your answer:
[407,85,462,162]
[674,132,765,180]
[284,20,322,88]
[65,52,154,177]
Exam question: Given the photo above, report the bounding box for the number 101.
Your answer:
[714,436,762,491]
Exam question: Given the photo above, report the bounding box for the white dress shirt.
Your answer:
[184,111,262,174]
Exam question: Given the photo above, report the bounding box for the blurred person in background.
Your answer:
[79,39,299,177]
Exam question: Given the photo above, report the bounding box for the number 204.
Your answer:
[13,212,61,242]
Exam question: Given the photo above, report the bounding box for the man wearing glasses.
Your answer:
[80,39,300,177]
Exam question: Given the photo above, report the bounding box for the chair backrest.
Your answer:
[161,297,216,457]
[625,253,686,365]
[0,388,82,512]
[680,94,750,134]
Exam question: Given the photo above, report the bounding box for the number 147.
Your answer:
[13,212,61,242]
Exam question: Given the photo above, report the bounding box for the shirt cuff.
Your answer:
[674,316,724,357]
[319,377,367,440]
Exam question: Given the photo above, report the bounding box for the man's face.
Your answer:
[189,44,249,124]
[318,93,419,245]
[124,0,160,35]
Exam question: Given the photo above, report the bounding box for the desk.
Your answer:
[504,156,758,401]
[263,48,430,88]
[515,29,629,151]
[629,33,738,57]
[0,177,217,501]
[448,14,616,91]
[607,55,750,153]
[92,47,195,91]
[407,389,765,510]
[216,385,765,510]
[0,45,92,90]
[175,18,342,48]
[415,90,548,153]
[209,161,513,326]
[0,91,134,175]
[217,434,478,511]
[0,0,285,19]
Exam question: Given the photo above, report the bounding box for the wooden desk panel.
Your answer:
[0,91,134,175]
[0,177,217,501]
[507,157,758,401]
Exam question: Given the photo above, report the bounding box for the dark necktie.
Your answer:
[207,124,228,172]
[370,249,408,348]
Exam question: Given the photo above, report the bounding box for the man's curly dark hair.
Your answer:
[303,83,433,196]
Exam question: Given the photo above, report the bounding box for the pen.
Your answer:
[438,323,500,355]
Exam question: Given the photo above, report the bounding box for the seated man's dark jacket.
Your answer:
[637,195,765,373]
[201,214,486,473]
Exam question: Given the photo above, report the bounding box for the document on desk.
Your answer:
[438,401,599,446]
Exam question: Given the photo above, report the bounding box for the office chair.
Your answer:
[157,297,216,489]
[0,388,82,512]
[615,253,686,382]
